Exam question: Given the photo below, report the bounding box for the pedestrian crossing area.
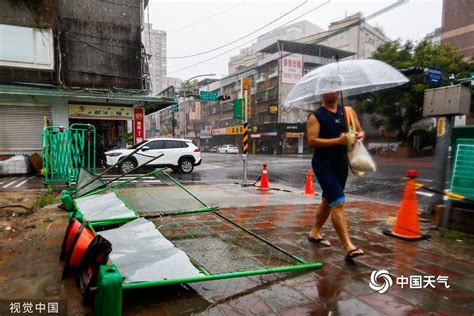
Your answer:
[0,176,37,189]
[99,175,163,184]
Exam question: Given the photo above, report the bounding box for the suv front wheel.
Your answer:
[119,159,137,174]
[178,158,194,173]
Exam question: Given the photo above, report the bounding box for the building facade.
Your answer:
[143,23,168,94]
[0,0,173,158]
[441,0,474,61]
[150,41,353,154]
[297,13,391,59]
[424,27,442,46]
[228,21,323,74]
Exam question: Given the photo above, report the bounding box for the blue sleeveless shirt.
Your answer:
[311,105,348,166]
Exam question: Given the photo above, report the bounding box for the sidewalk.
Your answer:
[0,184,473,315]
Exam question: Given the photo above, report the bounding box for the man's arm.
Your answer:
[307,114,348,148]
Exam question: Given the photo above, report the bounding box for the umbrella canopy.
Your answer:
[284,59,409,107]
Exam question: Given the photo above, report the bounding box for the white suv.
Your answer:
[105,138,201,174]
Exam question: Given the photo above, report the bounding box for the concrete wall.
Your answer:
[57,0,144,90]
[0,0,145,89]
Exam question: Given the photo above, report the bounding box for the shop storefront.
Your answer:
[0,84,175,156]
[251,123,306,155]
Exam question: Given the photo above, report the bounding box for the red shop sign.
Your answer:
[133,108,145,144]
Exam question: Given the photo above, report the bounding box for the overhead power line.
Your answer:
[167,0,330,75]
[167,0,309,59]
[168,1,248,35]
[167,0,408,76]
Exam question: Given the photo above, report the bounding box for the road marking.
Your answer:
[416,191,434,197]
[2,177,21,188]
[14,176,36,188]
[418,178,434,182]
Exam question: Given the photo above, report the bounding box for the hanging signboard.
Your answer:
[69,104,133,120]
[133,108,145,144]
[281,52,303,85]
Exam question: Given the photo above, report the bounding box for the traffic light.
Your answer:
[218,95,231,101]
[399,67,426,76]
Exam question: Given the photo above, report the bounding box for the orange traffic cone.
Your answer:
[383,170,429,241]
[259,164,270,191]
[60,215,81,260]
[305,170,315,195]
[63,222,95,278]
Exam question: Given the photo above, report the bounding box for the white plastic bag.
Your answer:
[348,140,376,173]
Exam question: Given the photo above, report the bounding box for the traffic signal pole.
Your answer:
[242,90,249,186]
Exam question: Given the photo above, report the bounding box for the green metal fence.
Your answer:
[69,123,96,183]
[42,124,96,185]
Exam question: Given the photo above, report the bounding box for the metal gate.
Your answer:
[42,124,96,185]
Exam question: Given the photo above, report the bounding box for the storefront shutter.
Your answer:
[0,104,52,153]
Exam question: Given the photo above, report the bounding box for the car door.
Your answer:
[140,140,166,165]
[163,140,182,165]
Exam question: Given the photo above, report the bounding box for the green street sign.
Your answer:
[200,91,219,101]
[471,72,474,86]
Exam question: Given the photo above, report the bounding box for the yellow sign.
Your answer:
[286,132,304,138]
[241,77,252,119]
[437,117,446,137]
[268,104,278,114]
[226,125,244,135]
[69,104,133,120]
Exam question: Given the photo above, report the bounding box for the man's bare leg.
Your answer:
[309,199,331,246]
[330,203,364,256]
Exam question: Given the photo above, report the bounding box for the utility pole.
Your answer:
[423,82,471,233]
[241,77,252,186]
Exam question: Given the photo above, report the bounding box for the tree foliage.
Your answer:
[354,40,471,141]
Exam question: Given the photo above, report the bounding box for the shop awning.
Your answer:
[0,84,175,114]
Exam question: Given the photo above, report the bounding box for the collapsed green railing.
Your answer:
[67,168,219,227]
[59,152,322,316]
[42,124,96,185]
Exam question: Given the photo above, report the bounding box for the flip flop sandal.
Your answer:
[345,248,365,261]
[307,236,331,247]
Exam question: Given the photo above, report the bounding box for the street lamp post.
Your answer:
[182,73,216,138]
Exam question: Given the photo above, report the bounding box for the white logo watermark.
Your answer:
[369,270,450,294]
[369,269,393,294]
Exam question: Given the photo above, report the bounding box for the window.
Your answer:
[164,140,181,148]
[180,141,189,148]
[130,140,149,149]
[0,24,54,70]
[147,140,165,149]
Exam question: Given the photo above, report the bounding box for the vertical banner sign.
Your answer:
[281,52,303,85]
[241,77,252,119]
[133,108,145,144]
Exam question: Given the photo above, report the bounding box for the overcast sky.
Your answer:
[147,0,442,80]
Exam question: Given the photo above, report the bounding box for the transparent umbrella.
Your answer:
[284,59,409,107]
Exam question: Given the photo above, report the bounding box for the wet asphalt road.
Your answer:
[171,153,436,208]
[0,153,436,207]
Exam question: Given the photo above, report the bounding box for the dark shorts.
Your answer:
[312,159,348,207]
